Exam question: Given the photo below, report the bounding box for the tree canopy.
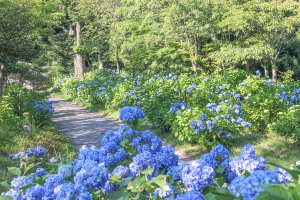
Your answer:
[1,0,300,84]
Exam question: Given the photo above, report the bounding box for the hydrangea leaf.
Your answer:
[0,181,11,189]
[109,175,119,184]
[256,191,279,200]
[204,192,217,200]
[20,183,36,192]
[7,167,21,176]
[119,177,132,188]
[106,191,129,200]
[141,168,154,175]
[260,184,295,200]
[0,196,13,200]
[216,165,225,174]
[152,178,170,191]
[134,193,148,200]
[127,176,146,192]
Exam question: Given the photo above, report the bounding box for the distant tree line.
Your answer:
[1,0,300,97]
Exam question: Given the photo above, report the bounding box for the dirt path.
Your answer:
[49,95,194,163]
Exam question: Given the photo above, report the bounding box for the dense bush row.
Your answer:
[53,69,300,147]
[1,107,300,200]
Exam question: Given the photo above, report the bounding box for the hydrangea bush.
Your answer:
[54,69,300,145]
[1,118,299,200]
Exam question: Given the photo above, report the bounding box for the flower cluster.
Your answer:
[168,102,186,113]
[228,169,287,199]
[229,144,266,175]
[9,146,47,159]
[2,124,295,200]
[31,99,54,114]
[187,83,196,94]
[119,106,145,122]
[181,160,215,192]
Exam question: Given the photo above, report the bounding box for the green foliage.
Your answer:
[272,105,300,142]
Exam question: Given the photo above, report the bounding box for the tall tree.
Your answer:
[246,0,300,81]
[0,0,43,97]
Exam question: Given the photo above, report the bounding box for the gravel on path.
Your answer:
[49,95,194,164]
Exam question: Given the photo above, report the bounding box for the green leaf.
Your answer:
[216,165,225,174]
[141,168,154,175]
[7,167,21,176]
[152,178,170,191]
[256,192,273,200]
[127,176,146,192]
[0,181,11,189]
[21,183,36,192]
[134,193,148,200]
[109,175,119,184]
[215,176,225,186]
[106,191,129,200]
[0,196,13,200]
[119,177,132,188]
[25,163,38,174]
[260,184,294,200]
[204,192,217,200]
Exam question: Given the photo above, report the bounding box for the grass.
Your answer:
[0,122,76,194]
[52,92,300,167]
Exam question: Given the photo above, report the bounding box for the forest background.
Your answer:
[2,0,300,92]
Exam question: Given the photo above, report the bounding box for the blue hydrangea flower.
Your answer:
[228,175,245,198]
[74,163,109,190]
[58,164,75,179]
[130,151,159,178]
[22,184,45,199]
[54,183,75,199]
[273,167,293,183]
[35,168,48,178]
[167,163,190,181]
[155,146,178,168]
[240,170,281,200]
[187,83,196,94]
[173,189,205,200]
[44,174,65,198]
[169,103,186,114]
[256,70,262,77]
[99,142,126,166]
[119,106,144,122]
[74,184,92,200]
[190,120,197,130]
[132,130,162,153]
[210,144,230,163]
[241,144,256,160]
[290,95,297,101]
[181,161,214,192]
[102,130,122,146]
[200,114,206,120]
[154,183,174,199]
[199,154,218,169]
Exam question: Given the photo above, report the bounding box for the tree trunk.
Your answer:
[272,67,277,83]
[271,59,277,83]
[116,48,120,74]
[0,64,4,98]
[221,61,225,73]
[74,57,77,77]
[98,53,104,69]
[245,59,250,76]
[75,22,84,79]
[191,61,198,76]
[262,63,269,77]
